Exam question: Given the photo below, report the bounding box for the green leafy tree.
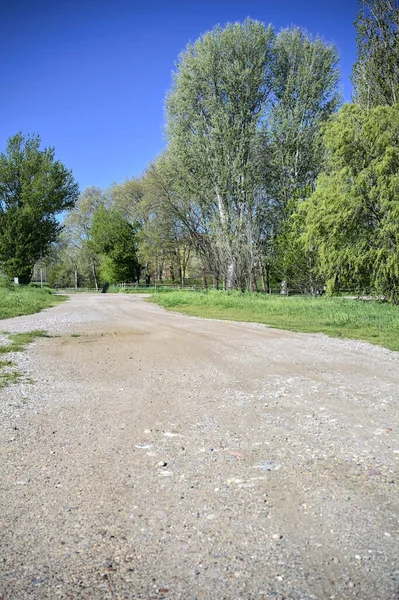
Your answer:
[47,236,82,289]
[302,104,399,302]
[91,206,141,284]
[108,178,144,224]
[62,186,106,289]
[0,133,79,283]
[164,21,340,291]
[140,155,206,285]
[352,0,399,108]
[267,28,341,217]
[264,28,341,291]
[166,19,275,290]
[271,195,324,295]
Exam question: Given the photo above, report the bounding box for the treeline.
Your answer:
[1,0,399,301]
[51,22,341,292]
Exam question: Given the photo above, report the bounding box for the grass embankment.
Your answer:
[0,282,65,320]
[151,290,399,352]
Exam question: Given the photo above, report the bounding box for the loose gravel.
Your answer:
[0,293,398,600]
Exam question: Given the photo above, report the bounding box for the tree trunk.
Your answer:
[265,265,271,294]
[261,266,266,292]
[91,260,98,291]
[226,262,235,290]
[280,279,288,295]
[145,263,151,287]
[202,265,208,289]
[252,270,259,292]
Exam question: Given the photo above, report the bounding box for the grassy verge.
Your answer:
[0,282,66,320]
[151,290,399,352]
[0,329,51,390]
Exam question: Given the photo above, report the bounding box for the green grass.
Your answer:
[151,290,399,352]
[0,279,66,320]
[0,329,51,389]
[0,329,51,355]
[0,359,14,368]
[0,368,24,390]
[7,329,52,350]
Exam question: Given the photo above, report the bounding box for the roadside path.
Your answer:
[0,294,398,599]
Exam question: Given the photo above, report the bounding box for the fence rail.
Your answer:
[55,287,100,293]
[118,282,200,291]
[55,283,367,298]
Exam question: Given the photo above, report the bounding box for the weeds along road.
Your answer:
[0,293,398,600]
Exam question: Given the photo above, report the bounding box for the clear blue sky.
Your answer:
[1,0,359,192]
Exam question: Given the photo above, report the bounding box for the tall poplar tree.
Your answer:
[166,19,275,290]
[352,0,399,108]
[264,28,340,292]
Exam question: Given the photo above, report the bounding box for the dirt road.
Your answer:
[0,294,398,599]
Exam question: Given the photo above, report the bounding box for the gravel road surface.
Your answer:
[0,293,398,600]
